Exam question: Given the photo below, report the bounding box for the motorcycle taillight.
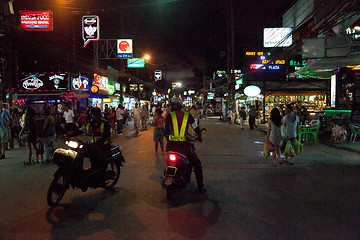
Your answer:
[168,154,177,162]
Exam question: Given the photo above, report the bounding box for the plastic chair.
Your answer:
[298,125,308,142]
[349,124,360,142]
[307,124,320,142]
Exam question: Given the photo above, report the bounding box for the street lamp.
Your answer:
[144,55,150,61]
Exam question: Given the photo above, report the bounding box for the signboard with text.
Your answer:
[20,10,53,31]
[127,58,145,68]
[117,39,133,58]
[19,73,68,91]
[264,28,292,47]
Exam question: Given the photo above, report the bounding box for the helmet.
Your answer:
[90,107,101,116]
[170,97,183,105]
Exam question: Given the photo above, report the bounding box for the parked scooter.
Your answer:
[162,129,205,200]
[47,139,125,207]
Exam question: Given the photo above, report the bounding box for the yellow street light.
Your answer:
[144,55,150,61]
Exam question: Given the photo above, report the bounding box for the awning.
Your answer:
[293,53,360,78]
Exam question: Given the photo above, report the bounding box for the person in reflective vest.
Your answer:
[164,97,206,193]
[79,107,111,170]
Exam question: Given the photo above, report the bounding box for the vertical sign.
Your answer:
[82,15,100,47]
[117,39,133,58]
[331,75,336,108]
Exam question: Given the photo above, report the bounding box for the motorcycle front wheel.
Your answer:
[47,174,68,207]
[103,159,121,189]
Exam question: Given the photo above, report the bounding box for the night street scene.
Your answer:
[1,0,360,239]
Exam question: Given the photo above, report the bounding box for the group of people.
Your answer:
[227,106,258,130]
[0,101,56,164]
[266,104,300,167]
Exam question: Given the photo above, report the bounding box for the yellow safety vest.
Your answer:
[86,122,109,144]
[169,111,189,141]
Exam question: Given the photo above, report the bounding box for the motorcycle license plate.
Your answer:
[165,166,177,177]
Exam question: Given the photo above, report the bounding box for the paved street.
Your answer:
[1,117,360,240]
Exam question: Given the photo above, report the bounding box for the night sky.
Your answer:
[13,0,293,79]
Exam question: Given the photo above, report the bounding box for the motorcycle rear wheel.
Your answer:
[103,159,121,189]
[47,174,68,207]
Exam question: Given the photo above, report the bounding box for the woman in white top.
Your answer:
[281,104,300,165]
[266,108,282,167]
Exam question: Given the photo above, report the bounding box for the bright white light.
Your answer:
[244,85,261,97]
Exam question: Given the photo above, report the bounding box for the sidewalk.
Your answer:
[246,121,360,154]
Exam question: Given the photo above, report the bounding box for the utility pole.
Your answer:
[227,0,235,109]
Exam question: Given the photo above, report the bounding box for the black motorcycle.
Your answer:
[162,130,205,200]
[47,139,125,207]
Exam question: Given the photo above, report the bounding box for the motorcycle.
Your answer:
[47,139,125,207]
[162,129,205,200]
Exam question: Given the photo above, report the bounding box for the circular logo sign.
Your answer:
[91,85,99,93]
[244,85,261,97]
[119,41,130,52]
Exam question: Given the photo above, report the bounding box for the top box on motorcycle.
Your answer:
[53,148,77,167]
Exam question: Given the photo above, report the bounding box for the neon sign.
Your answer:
[20,11,53,31]
[22,75,44,90]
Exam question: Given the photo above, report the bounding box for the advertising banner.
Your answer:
[117,39,133,58]
[127,58,145,68]
[71,75,90,91]
[93,74,109,94]
[263,28,292,48]
[19,73,68,91]
[82,15,100,47]
[20,10,53,31]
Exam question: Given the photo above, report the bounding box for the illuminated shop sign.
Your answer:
[244,85,261,97]
[93,74,108,91]
[19,72,68,91]
[108,81,115,95]
[115,83,121,91]
[250,64,282,70]
[331,75,336,108]
[262,59,285,65]
[117,39,133,59]
[127,58,145,68]
[71,75,89,91]
[82,15,100,47]
[20,10,53,31]
[263,27,292,48]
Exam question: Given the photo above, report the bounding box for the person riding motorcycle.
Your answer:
[69,107,111,174]
[164,97,206,193]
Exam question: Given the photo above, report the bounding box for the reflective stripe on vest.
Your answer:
[169,111,189,141]
[86,122,109,144]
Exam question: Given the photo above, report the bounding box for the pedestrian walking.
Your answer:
[10,107,24,148]
[0,102,11,159]
[76,109,87,128]
[140,104,149,130]
[20,107,40,164]
[248,106,258,129]
[63,104,75,132]
[280,104,300,165]
[108,107,117,133]
[131,103,141,133]
[239,107,246,129]
[40,109,56,164]
[266,108,283,167]
[116,105,125,135]
[227,108,233,124]
[153,108,165,153]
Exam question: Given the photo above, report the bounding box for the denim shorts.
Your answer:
[153,129,164,142]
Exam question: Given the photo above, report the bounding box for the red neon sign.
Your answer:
[20,10,53,31]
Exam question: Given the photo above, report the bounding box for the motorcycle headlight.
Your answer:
[66,141,79,149]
